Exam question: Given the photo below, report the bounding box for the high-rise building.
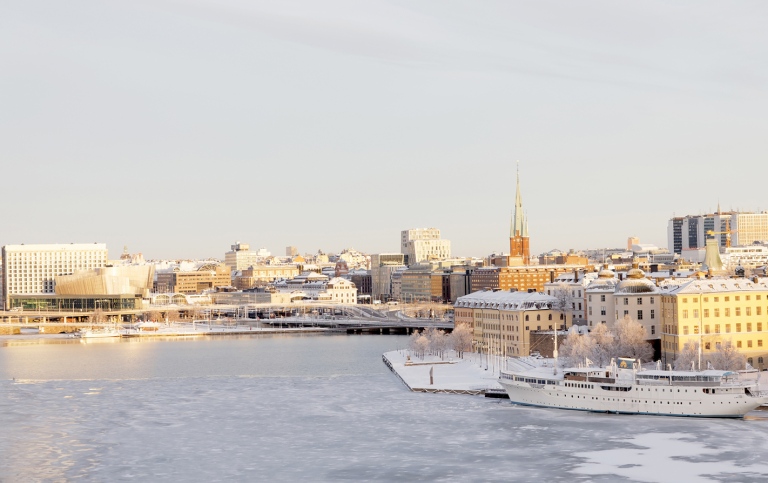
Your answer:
[224,242,260,271]
[400,228,451,265]
[370,253,406,301]
[509,166,530,265]
[286,246,298,257]
[668,209,768,259]
[2,243,108,309]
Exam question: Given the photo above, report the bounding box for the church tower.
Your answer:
[509,165,530,265]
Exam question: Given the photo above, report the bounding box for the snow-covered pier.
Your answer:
[382,350,503,396]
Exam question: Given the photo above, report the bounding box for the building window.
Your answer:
[736,308,741,317]
[714,308,720,317]
[747,307,752,316]
[683,310,688,319]
[759,323,763,331]
[715,324,720,333]
[624,298,629,305]
[651,325,655,335]
[703,309,709,318]
[748,340,753,348]
[637,298,643,305]
[650,297,655,304]
[758,307,762,316]
[705,325,710,334]
[624,310,629,317]
[760,340,764,347]
[747,323,752,332]
[650,309,655,319]
[536,315,540,321]
[693,309,699,318]
[683,326,689,335]
[601,307,606,316]
[737,341,742,348]
[525,315,529,321]
[637,310,643,320]
[705,342,711,350]
[588,295,592,302]
[726,324,731,333]
[589,307,592,316]
[736,323,742,332]
[600,295,606,302]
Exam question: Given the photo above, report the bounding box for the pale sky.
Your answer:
[2,1,767,260]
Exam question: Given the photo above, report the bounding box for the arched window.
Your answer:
[536,314,540,321]
[548,314,552,320]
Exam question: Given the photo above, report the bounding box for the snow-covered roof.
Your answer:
[454,290,556,310]
[661,277,768,295]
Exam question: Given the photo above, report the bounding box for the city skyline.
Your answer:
[3,1,767,259]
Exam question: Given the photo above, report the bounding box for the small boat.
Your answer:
[78,328,122,339]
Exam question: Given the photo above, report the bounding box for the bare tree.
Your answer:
[615,315,654,362]
[89,308,106,324]
[147,310,162,322]
[709,339,747,371]
[449,323,474,358]
[166,309,181,323]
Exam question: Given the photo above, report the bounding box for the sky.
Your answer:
[2,1,767,260]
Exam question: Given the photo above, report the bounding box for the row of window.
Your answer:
[669,322,765,335]
[682,307,764,318]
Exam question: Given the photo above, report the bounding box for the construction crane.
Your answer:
[706,229,737,248]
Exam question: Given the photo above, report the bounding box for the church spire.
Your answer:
[512,162,525,237]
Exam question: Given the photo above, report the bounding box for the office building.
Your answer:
[401,228,451,265]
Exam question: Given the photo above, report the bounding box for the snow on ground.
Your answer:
[384,350,502,391]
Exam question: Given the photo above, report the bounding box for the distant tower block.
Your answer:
[628,237,639,250]
[286,246,298,257]
[509,164,530,265]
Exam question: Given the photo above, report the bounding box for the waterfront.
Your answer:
[2,335,768,482]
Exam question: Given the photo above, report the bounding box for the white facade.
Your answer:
[2,243,108,308]
[401,228,451,265]
[543,271,595,322]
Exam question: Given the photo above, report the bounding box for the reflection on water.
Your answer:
[2,334,768,482]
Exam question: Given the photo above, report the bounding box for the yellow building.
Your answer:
[454,290,568,357]
[660,277,768,369]
[156,264,232,294]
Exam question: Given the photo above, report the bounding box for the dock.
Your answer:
[382,350,504,396]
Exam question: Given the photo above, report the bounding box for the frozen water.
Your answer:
[2,334,768,482]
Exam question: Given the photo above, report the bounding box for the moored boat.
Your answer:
[78,328,122,339]
[498,357,768,418]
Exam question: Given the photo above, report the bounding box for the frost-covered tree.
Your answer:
[551,283,572,329]
[709,339,747,371]
[408,330,429,359]
[560,329,596,366]
[615,315,654,362]
[449,323,474,358]
[589,323,615,366]
[424,327,447,359]
[674,340,700,370]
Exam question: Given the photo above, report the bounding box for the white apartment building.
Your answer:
[401,228,451,265]
[2,243,108,309]
[585,263,661,340]
[543,270,596,322]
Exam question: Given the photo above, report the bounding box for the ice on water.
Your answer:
[2,335,768,482]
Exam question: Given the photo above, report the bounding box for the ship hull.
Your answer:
[499,379,765,418]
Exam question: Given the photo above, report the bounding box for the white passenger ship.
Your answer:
[498,357,768,418]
